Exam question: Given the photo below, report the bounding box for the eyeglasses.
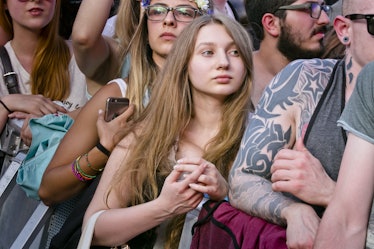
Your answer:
[278,2,331,19]
[345,14,374,36]
[145,5,201,23]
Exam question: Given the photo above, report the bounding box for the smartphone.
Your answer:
[104,97,130,122]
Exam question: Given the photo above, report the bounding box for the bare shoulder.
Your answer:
[231,59,337,178]
[263,58,337,104]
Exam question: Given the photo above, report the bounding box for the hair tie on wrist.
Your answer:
[96,142,111,157]
[0,100,12,113]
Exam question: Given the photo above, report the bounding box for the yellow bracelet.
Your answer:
[85,153,104,172]
[75,155,96,180]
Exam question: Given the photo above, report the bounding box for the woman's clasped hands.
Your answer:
[172,157,228,201]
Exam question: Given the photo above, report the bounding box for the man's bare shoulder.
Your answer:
[267,59,337,93]
[232,58,338,179]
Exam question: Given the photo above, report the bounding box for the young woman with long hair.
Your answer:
[40,0,212,206]
[83,14,253,249]
[0,0,88,141]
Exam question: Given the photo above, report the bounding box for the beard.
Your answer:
[277,23,325,61]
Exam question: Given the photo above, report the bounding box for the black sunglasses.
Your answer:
[345,14,374,36]
[278,2,331,19]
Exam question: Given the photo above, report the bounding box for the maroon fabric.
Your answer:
[190,200,287,249]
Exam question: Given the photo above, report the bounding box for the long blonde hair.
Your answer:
[124,11,158,118]
[124,0,215,118]
[114,0,141,50]
[110,15,253,247]
[0,0,71,100]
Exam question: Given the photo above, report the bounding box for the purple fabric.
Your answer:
[190,201,287,249]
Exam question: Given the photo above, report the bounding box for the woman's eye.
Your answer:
[202,50,213,56]
[229,50,239,56]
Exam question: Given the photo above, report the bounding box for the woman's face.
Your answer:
[188,23,246,101]
[147,0,200,68]
[6,0,56,34]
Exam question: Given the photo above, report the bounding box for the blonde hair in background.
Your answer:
[123,11,159,117]
[114,0,141,78]
[114,0,141,48]
[0,0,71,100]
[110,14,254,248]
[123,0,215,118]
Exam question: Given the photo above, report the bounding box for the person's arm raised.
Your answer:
[72,0,120,83]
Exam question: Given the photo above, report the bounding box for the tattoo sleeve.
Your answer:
[229,59,337,226]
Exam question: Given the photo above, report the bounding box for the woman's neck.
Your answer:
[152,53,166,70]
[11,27,41,73]
[191,95,222,132]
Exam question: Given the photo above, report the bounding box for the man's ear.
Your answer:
[262,13,281,38]
[334,15,351,45]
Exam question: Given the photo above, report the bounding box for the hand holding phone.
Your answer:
[104,97,130,122]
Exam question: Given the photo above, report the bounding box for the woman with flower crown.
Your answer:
[82,14,253,249]
[40,1,211,247]
[40,0,212,206]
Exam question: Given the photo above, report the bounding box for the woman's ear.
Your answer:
[334,15,351,45]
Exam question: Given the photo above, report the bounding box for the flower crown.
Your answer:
[141,0,210,12]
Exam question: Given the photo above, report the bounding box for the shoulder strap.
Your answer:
[0,46,20,94]
[191,200,227,233]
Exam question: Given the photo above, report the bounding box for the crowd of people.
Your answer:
[0,0,373,248]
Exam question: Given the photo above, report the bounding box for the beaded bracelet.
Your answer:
[71,161,87,182]
[0,100,12,113]
[75,155,96,180]
[84,153,104,172]
[96,142,111,157]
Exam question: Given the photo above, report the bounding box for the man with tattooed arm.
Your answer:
[229,0,374,248]
[247,0,330,106]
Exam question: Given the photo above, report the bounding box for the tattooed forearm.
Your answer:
[229,170,295,226]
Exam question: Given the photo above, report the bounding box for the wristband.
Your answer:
[0,100,12,113]
[96,142,111,157]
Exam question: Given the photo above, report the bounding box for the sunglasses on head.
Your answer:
[345,14,374,36]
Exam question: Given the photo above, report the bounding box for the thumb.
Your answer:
[295,138,308,152]
[97,109,105,123]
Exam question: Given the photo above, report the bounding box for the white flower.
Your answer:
[195,0,209,11]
